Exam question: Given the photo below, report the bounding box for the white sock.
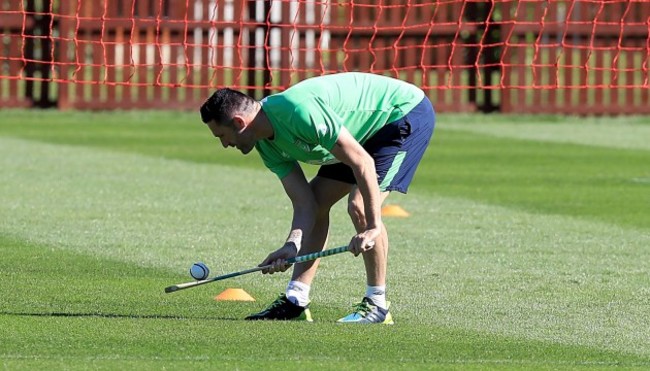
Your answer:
[365,285,387,309]
[286,280,311,307]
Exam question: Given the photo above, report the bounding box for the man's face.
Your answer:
[206,119,255,155]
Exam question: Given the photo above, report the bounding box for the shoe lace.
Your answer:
[351,301,372,316]
[266,294,288,310]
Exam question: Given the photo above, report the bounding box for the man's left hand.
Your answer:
[348,227,380,256]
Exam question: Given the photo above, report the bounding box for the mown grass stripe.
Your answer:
[442,114,650,151]
[1,235,647,369]
[1,111,648,229]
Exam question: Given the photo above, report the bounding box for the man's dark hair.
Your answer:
[200,88,257,125]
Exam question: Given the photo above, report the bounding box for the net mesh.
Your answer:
[1,0,649,113]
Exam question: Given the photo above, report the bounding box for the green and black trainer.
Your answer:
[245,293,313,322]
[337,297,394,324]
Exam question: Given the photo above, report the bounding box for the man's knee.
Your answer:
[309,177,352,219]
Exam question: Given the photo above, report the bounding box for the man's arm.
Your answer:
[329,126,383,255]
[259,164,318,273]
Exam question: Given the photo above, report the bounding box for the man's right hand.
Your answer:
[259,243,299,274]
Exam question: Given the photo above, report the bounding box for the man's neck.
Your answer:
[251,102,274,140]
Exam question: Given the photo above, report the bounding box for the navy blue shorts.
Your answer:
[317,97,435,193]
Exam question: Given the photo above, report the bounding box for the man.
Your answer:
[199,72,435,324]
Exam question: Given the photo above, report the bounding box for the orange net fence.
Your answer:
[1,0,649,114]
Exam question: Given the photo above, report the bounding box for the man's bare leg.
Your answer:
[336,187,394,324]
[347,187,391,287]
[290,176,352,285]
[246,177,352,320]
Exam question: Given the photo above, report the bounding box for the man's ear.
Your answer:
[231,115,246,132]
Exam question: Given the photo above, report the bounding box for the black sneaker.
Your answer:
[245,293,313,322]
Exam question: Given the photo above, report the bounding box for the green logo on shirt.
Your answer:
[294,139,314,153]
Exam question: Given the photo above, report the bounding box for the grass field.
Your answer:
[1,110,649,370]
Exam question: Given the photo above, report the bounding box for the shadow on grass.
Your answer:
[0,311,240,321]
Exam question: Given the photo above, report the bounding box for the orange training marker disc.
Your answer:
[381,204,410,217]
[214,288,256,301]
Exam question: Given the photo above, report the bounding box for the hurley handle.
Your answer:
[288,245,350,264]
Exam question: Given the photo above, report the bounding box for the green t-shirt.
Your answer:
[256,72,425,179]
